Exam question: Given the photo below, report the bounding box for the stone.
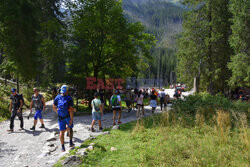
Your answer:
[89,143,95,146]
[53,131,59,135]
[110,147,117,151]
[62,155,82,167]
[77,149,88,157]
[45,142,54,147]
[48,146,58,152]
[14,155,21,160]
[87,146,94,151]
[37,152,49,158]
[46,134,57,142]
[112,125,120,130]
[43,145,58,153]
[102,131,110,135]
[89,137,96,140]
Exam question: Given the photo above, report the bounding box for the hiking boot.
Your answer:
[39,124,45,128]
[70,142,75,148]
[30,126,35,130]
[99,127,103,131]
[118,121,122,124]
[61,146,66,152]
[91,128,95,132]
[113,122,116,126]
[7,129,13,132]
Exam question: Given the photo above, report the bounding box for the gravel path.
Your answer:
[0,101,164,167]
[0,89,192,167]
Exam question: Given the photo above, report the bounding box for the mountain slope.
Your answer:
[123,0,185,83]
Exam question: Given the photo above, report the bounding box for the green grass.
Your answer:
[54,110,249,167]
[0,85,11,122]
[74,100,92,113]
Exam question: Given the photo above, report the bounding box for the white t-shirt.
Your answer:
[91,98,102,112]
[159,91,166,98]
[137,94,144,105]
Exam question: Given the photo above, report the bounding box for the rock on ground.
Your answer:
[62,155,82,167]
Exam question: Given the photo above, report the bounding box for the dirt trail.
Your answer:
[0,100,165,167]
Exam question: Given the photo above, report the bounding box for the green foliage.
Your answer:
[0,0,41,79]
[177,0,233,93]
[172,93,249,116]
[0,0,65,86]
[0,85,11,121]
[66,0,155,89]
[228,0,250,88]
[55,111,249,167]
[123,0,185,83]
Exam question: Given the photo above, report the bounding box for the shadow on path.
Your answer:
[0,141,17,158]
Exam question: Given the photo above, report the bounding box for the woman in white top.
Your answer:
[136,90,144,117]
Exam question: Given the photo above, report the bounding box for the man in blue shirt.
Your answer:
[53,85,75,152]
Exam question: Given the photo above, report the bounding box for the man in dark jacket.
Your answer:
[7,88,23,132]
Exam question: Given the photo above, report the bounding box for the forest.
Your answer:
[0,0,248,95]
[123,0,185,84]
[0,0,155,91]
[177,0,249,94]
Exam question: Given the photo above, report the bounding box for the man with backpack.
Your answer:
[159,88,166,111]
[30,88,46,130]
[53,85,75,152]
[90,92,103,132]
[110,90,122,126]
[7,88,24,132]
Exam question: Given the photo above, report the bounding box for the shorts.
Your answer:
[92,112,101,121]
[112,107,121,111]
[58,117,73,131]
[34,110,43,120]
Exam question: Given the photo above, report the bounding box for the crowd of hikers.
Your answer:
[6,85,176,152]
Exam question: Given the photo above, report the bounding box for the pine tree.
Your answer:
[228,0,250,88]
[177,0,233,94]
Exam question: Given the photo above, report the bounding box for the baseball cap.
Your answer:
[11,88,16,93]
[60,85,68,93]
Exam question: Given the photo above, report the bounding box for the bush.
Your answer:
[172,93,248,115]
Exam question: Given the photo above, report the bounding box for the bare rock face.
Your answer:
[62,155,82,167]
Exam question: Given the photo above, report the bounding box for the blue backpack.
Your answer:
[57,95,71,118]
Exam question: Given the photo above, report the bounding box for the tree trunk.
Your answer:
[4,75,7,86]
[194,76,200,93]
[76,85,79,111]
[16,73,19,93]
[207,0,214,95]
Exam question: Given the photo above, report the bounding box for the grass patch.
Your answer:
[53,93,249,166]
[74,100,92,113]
[55,108,249,167]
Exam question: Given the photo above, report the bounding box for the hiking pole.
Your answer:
[28,110,32,120]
